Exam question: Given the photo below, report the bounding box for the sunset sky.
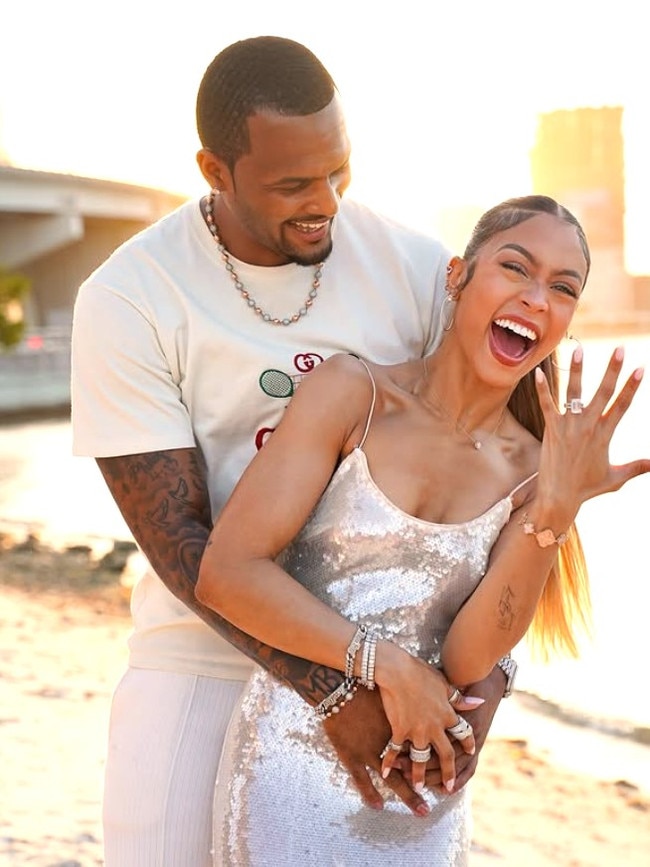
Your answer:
[1,0,648,270]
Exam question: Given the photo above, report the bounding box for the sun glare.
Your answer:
[1,1,648,272]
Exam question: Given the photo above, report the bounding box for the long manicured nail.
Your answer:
[415,802,430,817]
[614,346,624,361]
[462,697,485,706]
[445,778,455,793]
[381,767,390,780]
[633,367,644,381]
[414,782,425,794]
[573,345,583,363]
[535,367,544,383]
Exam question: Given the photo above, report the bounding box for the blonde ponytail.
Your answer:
[508,352,591,658]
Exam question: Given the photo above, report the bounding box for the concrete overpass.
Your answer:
[0,166,187,414]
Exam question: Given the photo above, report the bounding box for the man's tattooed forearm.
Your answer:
[178,537,210,586]
[96,448,342,703]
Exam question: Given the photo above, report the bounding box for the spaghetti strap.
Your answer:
[353,356,377,450]
[508,471,538,500]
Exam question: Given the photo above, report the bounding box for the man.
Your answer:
[72,36,509,866]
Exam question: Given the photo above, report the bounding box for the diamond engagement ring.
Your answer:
[564,398,584,414]
[446,715,473,741]
[409,745,433,763]
[379,740,405,759]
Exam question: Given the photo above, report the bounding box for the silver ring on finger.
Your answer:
[379,740,405,759]
[448,688,462,705]
[564,398,584,414]
[446,715,473,741]
[409,744,432,763]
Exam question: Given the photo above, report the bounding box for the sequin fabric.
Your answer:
[213,447,514,866]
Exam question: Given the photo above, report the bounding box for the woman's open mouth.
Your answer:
[490,317,539,365]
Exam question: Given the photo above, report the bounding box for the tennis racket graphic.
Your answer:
[258,353,324,398]
[258,368,301,398]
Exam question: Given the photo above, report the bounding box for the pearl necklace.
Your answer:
[420,357,507,450]
[203,191,323,326]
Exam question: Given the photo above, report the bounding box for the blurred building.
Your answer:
[531,107,650,333]
[0,167,187,413]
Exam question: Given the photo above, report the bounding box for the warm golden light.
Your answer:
[2,1,647,273]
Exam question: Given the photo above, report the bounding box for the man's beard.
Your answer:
[289,238,334,267]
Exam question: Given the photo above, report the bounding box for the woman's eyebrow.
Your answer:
[497,243,583,281]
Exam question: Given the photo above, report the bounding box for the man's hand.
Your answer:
[323,668,503,812]
[426,666,504,793]
[323,687,431,817]
[389,666,504,793]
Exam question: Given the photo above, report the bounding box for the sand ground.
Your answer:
[1,541,649,867]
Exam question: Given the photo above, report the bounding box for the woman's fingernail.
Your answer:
[445,778,455,793]
[615,346,624,361]
[414,782,425,794]
[634,367,644,381]
[415,802,430,817]
[381,767,390,780]
[573,345,583,363]
[535,367,544,382]
[463,697,485,706]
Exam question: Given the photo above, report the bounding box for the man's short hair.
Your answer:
[196,36,337,170]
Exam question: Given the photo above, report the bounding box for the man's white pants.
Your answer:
[103,667,245,866]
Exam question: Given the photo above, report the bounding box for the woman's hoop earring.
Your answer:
[552,333,582,371]
[442,291,457,332]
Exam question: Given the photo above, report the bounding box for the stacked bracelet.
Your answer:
[314,677,358,719]
[360,630,378,690]
[314,622,377,719]
[345,624,368,680]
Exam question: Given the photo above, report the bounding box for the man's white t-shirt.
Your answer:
[72,197,450,680]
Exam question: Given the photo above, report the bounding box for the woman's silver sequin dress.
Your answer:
[213,445,520,866]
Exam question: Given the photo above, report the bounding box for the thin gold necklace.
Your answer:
[203,191,323,326]
[420,357,507,451]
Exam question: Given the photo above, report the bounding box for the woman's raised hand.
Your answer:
[535,346,649,522]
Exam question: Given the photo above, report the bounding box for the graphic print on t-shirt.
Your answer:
[255,352,324,450]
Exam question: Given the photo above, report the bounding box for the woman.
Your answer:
[196,196,648,865]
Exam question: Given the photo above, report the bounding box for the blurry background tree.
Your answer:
[0,266,30,349]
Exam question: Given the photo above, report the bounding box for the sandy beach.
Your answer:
[1,539,649,867]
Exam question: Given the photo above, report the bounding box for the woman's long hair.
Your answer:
[464,196,591,658]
